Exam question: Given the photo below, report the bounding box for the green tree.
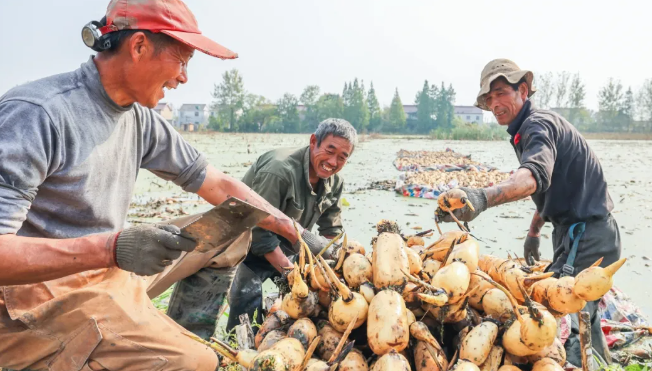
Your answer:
[567,73,586,125]
[598,78,623,112]
[343,81,353,125]
[367,82,382,132]
[637,79,652,131]
[316,94,344,122]
[342,83,352,110]
[415,80,434,133]
[360,80,370,132]
[533,72,554,109]
[597,78,623,132]
[555,71,571,108]
[300,85,321,132]
[343,78,369,131]
[259,111,283,133]
[276,93,300,133]
[432,82,456,129]
[387,88,407,133]
[621,87,635,132]
[239,94,277,132]
[210,69,245,131]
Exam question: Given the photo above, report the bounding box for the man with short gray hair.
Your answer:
[168,118,357,337]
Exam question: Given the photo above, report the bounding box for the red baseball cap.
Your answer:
[100,0,237,59]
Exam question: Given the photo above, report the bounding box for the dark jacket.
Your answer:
[507,100,613,226]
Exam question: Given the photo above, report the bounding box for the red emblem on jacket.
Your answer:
[514,133,521,145]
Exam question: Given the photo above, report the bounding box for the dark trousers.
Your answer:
[546,214,622,367]
[226,256,281,333]
[166,266,238,340]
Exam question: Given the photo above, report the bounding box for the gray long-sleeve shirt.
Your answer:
[0,57,208,238]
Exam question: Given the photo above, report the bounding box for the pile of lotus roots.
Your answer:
[191,219,626,371]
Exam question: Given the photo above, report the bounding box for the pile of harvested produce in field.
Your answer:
[186,216,627,371]
[390,149,510,199]
[394,150,482,170]
[402,170,510,190]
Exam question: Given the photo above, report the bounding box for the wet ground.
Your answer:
[133,133,652,318]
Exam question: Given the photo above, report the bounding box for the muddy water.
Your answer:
[133,133,652,317]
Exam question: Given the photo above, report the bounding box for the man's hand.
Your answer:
[294,230,335,259]
[115,224,197,276]
[524,235,541,266]
[439,187,488,223]
[265,246,295,274]
[524,210,545,266]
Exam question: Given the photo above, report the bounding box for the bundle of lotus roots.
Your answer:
[188,218,626,371]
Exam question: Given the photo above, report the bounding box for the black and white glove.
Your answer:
[115,224,196,276]
[293,229,335,259]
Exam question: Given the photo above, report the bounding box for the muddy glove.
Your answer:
[524,235,541,266]
[294,230,335,259]
[440,187,488,223]
[114,224,197,276]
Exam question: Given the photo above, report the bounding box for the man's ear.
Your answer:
[309,134,317,148]
[519,82,529,101]
[128,32,149,62]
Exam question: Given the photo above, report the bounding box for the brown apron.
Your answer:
[0,224,251,371]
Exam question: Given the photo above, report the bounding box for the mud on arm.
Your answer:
[528,210,545,237]
[484,168,537,208]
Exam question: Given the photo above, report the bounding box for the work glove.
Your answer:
[524,235,541,266]
[293,229,335,259]
[438,187,488,223]
[114,224,197,276]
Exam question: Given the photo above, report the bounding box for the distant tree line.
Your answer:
[208,69,457,134]
[208,69,652,134]
[531,72,652,133]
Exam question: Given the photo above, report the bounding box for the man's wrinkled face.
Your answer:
[309,134,353,179]
[132,40,194,108]
[484,79,528,126]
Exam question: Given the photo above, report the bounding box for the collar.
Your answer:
[302,146,332,196]
[506,99,532,137]
[81,56,134,115]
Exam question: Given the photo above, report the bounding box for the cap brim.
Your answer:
[161,30,238,60]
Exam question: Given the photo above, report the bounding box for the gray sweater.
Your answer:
[0,57,208,238]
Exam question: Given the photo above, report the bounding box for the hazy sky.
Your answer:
[1,0,650,115]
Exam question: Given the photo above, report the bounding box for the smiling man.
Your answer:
[167,119,357,338]
[437,59,621,367]
[0,1,331,370]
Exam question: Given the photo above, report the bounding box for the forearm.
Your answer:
[0,233,116,285]
[264,246,294,274]
[528,211,545,237]
[197,165,301,244]
[485,168,537,208]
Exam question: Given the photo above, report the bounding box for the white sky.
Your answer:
[1,0,650,113]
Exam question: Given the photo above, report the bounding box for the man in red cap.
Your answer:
[0,1,328,370]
